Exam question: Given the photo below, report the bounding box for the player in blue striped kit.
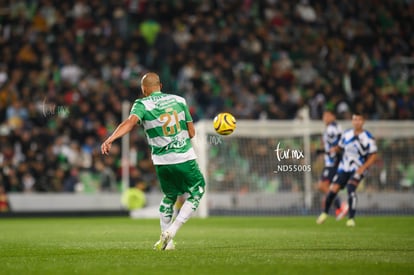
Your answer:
[317,113,377,226]
[316,109,348,220]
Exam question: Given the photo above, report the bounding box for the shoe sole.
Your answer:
[159,232,172,250]
[155,232,172,251]
[336,205,349,221]
[316,214,328,224]
[346,221,356,227]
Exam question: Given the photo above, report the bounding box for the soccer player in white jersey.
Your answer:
[101,72,205,250]
[316,110,348,220]
[316,113,377,227]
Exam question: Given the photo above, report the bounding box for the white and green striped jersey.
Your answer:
[130,91,196,165]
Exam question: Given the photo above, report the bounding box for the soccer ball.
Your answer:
[213,112,236,135]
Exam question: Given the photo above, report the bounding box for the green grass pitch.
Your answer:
[0,216,413,275]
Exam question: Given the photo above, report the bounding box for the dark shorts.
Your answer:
[320,167,337,182]
[332,171,364,189]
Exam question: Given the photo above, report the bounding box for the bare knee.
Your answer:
[318,180,330,193]
[329,183,341,193]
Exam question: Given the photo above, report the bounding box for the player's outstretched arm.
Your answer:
[101,115,139,155]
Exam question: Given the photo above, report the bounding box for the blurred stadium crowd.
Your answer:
[0,0,413,194]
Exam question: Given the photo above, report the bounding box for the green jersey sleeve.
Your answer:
[130,100,145,124]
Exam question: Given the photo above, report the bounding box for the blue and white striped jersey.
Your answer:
[323,122,342,167]
[337,129,377,173]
